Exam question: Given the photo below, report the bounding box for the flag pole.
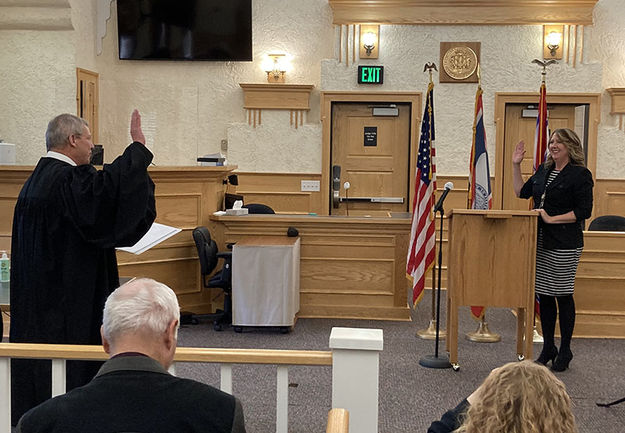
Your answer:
[416,267,446,339]
[417,62,451,369]
[416,62,446,341]
[464,63,501,343]
[528,58,556,343]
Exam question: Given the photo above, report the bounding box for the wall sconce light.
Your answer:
[262,53,290,83]
[359,25,379,59]
[543,25,564,60]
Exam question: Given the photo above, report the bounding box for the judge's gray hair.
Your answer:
[102,278,180,343]
[45,113,88,151]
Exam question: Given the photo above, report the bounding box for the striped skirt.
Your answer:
[535,230,583,297]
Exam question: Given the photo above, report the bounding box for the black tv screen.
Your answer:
[117,0,252,61]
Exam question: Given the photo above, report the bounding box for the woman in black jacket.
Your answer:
[512,128,593,372]
[428,361,577,433]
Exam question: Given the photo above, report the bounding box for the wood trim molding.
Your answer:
[606,88,625,114]
[239,83,314,128]
[328,0,597,25]
[239,84,314,110]
[606,88,625,130]
[0,0,72,30]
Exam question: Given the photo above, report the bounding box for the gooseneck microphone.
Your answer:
[433,182,454,212]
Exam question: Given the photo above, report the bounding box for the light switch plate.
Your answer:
[301,180,320,192]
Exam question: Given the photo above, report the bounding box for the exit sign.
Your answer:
[358,66,384,84]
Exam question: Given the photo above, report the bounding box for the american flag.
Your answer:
[468,85,492,320]
[406,82,436,306]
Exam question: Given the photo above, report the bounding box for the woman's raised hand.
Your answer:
[512,141,526,165]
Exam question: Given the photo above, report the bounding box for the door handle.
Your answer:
[340,197,404,203]
[332,165,341,208]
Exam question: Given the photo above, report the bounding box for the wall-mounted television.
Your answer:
[117,0,252,61]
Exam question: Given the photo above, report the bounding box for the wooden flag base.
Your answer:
[466,320,501,342]
[417,319,446,340]
[533,325,544,343]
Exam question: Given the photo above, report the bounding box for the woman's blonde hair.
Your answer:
[455,361,577,433]
[544,128,586,169]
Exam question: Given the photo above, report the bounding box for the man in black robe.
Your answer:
[9,109,156,425]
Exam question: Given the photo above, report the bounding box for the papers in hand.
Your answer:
[117,222,181,255]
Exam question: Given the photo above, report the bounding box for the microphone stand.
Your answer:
[419,203,452,369]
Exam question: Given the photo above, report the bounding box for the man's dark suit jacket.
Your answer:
[16,354,246,433]
[520,163,593,250]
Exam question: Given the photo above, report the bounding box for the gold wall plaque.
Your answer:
[440,42,481,83]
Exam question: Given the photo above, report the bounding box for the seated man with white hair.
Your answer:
[17,278,246,433]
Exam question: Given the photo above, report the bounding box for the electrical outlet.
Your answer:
[301,180,320,192]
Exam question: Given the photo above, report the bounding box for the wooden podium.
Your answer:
[445,209,538,369]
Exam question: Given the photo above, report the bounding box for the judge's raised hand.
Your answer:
[130,109,146,145]
[512,141,526,165]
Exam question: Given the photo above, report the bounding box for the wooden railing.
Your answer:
[0,327,381,433]
[326,408,349,433]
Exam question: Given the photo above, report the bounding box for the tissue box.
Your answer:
[0,143,16,165]
[226,208,248,216]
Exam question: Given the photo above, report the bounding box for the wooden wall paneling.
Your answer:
[235,172,323,214]
[0,167,34,253]
[592,179,625,218]
[328,0,597,25]
[574,232,625,338]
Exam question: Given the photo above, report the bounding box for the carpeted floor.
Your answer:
[176,293,625,433]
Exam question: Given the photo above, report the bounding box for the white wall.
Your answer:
[95,0,334,167]
[0,1,75,163]
[1,0,624,179]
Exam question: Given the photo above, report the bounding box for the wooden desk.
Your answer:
[232,236,300,330]
[212,214,412,321]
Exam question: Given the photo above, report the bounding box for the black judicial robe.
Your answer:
[9,142,156,425]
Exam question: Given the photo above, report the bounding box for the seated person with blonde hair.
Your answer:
[428,361,577,433]
[17,278,246,433]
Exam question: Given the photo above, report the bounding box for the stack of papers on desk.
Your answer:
[117,222,181,255]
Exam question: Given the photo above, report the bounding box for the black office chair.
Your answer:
[192,226,232,331]
[243,203,275,214]
[588,215,625,232]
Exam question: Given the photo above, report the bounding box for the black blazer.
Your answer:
[17,355,247,433]
[520,163,593,250]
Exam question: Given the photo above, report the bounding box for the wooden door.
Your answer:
[501,104,577,210]
[330,103,410,216]
[76,68,99,144]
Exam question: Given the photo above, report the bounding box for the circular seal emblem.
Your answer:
[474,184,489,209]
[442,46,478,80]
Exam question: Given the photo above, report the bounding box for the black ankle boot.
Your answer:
[551,348,573,372]
[535,345,558,366]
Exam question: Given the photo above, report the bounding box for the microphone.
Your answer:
[433,182,454,212]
